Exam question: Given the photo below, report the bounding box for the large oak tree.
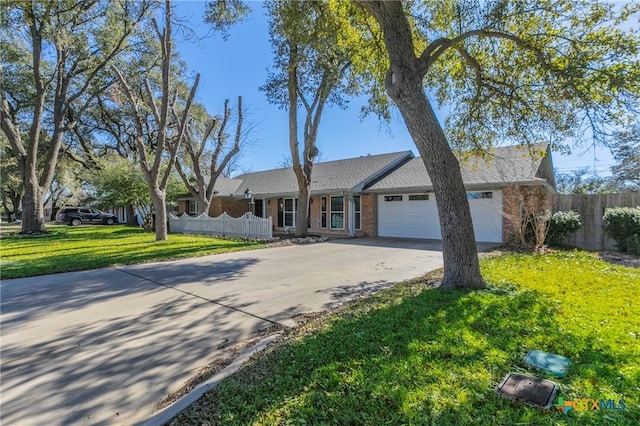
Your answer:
[0,0,152,233]
[356,0,639,288]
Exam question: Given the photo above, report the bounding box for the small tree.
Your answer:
[89,156,149,226]
[172,97,245,216]
[503,185,551,249]
[89,155,185,228]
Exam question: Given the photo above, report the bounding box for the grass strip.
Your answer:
[0,225,264,279]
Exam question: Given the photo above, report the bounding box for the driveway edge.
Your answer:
[135,332,283,426]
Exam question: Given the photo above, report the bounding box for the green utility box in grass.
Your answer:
[524,350,571,378]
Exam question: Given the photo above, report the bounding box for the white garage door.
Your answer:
[377,191,503,243]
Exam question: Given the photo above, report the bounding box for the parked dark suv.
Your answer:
[56,207,119,226]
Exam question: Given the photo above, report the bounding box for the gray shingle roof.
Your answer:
[232,151,412,197]
[175,177,243,200]
[212,178,243,196]
[366,143,551,192]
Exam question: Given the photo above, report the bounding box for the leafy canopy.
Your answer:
[262,0,387,118]
[88,156,185,210]
[405,0,640,153]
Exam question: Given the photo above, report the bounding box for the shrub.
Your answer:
[546,210,582,246]
[603,207,640,255]
[503,185,550,248]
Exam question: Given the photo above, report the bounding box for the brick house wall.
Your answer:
[264,194,376,237]
[176,200,189,215]
[358,193,376,237]
[502,186,519,243]
[308,195,351,237]
[264,198,277,224]
[210,197,251,217]
[175,197,250,218]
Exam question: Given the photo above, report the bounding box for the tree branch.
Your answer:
[212,99,231,169]
[208,97,243,199]
[416,29,551,76]
[451,44,483,102]
[198,118,217,159]
[111,64,151,174]
[161,73,199,190]
[144,79,162,125]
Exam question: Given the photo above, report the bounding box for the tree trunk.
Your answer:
[126,204,138,226]
[13,193,21,219]
[2,194,13,222]
[198,194,211,216]
[295,180,310,237]
[2,189,21,222]
[360,1,484,289]
[50,206,59,222]
[21,170,45,233]
[151,190,167,241]
[396,87,485,289]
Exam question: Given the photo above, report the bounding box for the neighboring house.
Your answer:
[176,178,246,218]
[176,143,556,243]
[105,205,146,226]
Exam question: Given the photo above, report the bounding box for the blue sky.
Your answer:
[172,0,615,176]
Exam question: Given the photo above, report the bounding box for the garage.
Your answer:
[377,190,503,243]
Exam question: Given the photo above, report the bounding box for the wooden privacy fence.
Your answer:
[168,212,273,240]
[551,193,640,251]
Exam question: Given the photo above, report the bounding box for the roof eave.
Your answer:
[364,178,549,193]
[353,151,414,192]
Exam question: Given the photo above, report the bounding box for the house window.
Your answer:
[353,195,361,230]
[284,198,297,227]
[384,195,403,201]
[467,191,493,200]
[321,196,327,228]
[187,200,197,215]
[330,196,344,230]
[409,194,429,201]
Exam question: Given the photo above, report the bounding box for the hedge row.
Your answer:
[543,207,640,255]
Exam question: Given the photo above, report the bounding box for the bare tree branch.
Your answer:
[111,64,151,174]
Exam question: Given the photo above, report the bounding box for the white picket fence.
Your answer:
[168,212,272,240]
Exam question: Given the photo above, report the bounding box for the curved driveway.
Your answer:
[0,238,491,425]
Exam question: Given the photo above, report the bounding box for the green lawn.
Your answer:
[172,250,639,425]
[0,225,264,279]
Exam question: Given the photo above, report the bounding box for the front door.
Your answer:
[254,199,264,218]
[277,198,283,227]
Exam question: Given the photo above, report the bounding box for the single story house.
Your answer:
[176,143,556,243]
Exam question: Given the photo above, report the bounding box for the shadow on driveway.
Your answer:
[0,257,261,330]
[0,284,273,425]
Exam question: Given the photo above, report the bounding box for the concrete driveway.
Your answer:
[0,238,489,425]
